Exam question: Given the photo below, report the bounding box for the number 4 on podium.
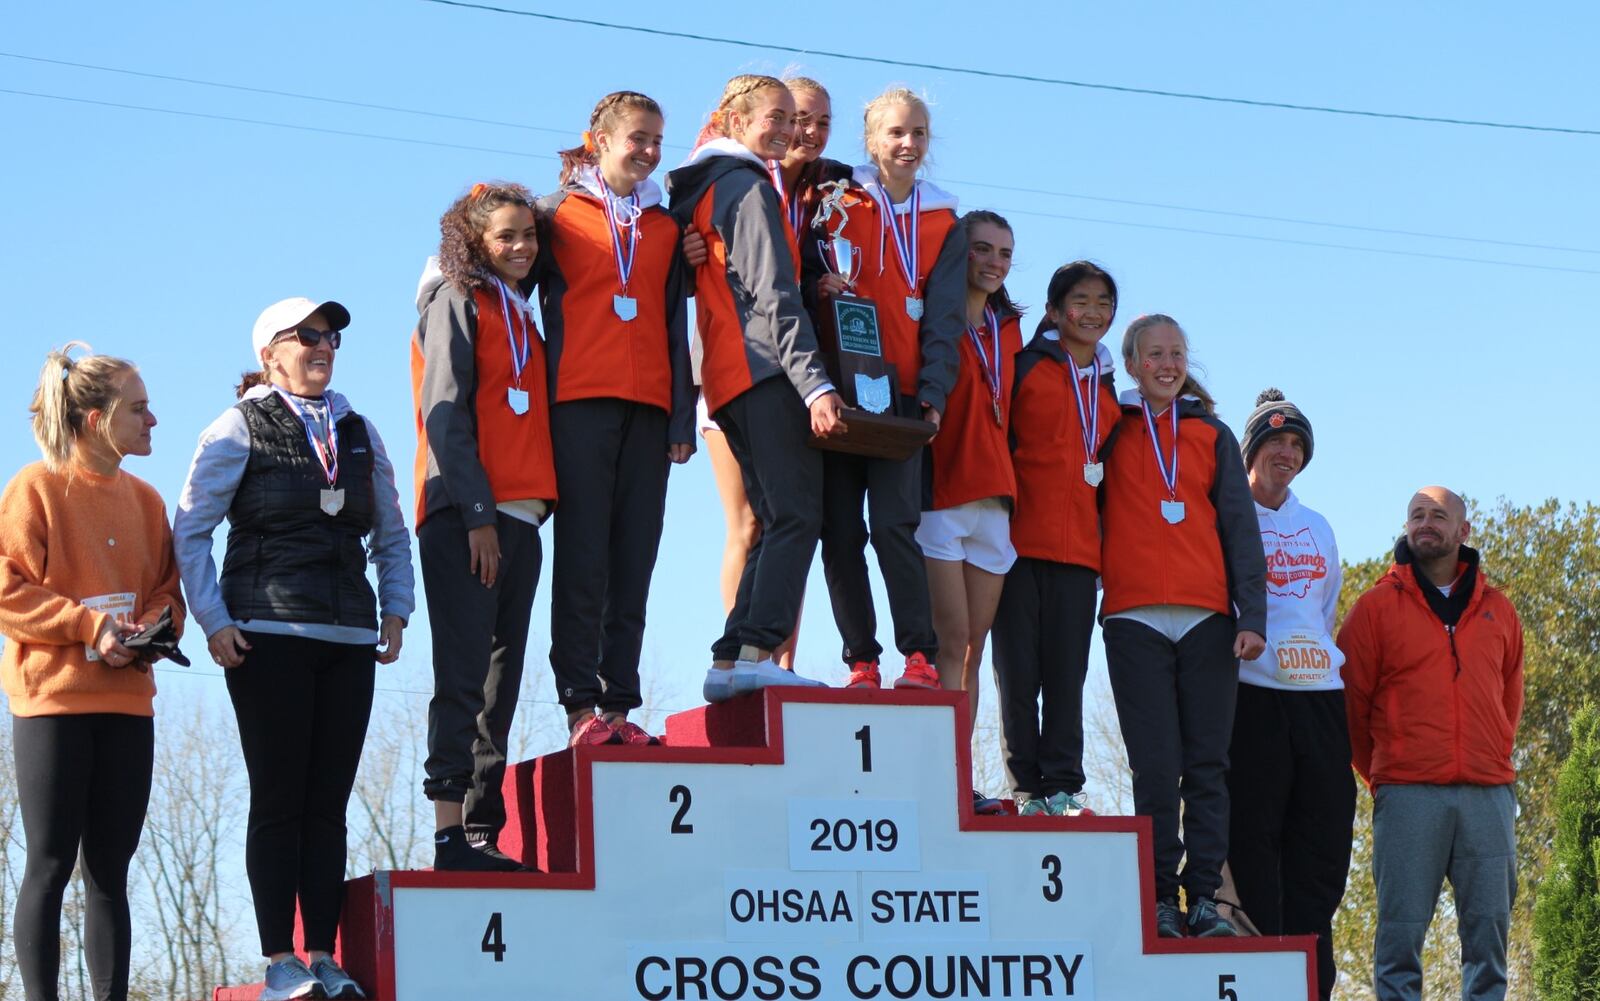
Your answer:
[481,911,506,962]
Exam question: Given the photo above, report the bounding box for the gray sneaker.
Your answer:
[309,956,366,999]
[260,956,324,1000]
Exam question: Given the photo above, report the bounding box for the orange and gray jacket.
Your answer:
[665,140,833,414]
[534,177,695,445]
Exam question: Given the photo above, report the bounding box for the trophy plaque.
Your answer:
[807,181,937,462]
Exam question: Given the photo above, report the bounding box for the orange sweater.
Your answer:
[0,462,185,717]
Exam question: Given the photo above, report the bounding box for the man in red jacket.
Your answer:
[1338,486,1524,1001]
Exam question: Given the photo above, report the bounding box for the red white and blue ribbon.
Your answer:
[966,305,1003,407]
[493,277,532,389]
[1141,397,1180,499]
[868,179,921,293]
[273,388,338,487]
[1066,353,1103,462]
[769,161,803,232]
[597,175,641,296]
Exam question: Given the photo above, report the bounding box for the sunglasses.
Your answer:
[274,327,343,349]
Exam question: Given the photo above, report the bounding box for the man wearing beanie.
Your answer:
[1225,389,1354,1001]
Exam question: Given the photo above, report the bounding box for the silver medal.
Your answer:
[1161,499,1186,524]
[613,294,638,322]
[507,387,530,415]
[1083,462,1104,487]
[905,296,924,321]
[320,488,346,517]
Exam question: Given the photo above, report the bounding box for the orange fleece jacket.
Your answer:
[0,462,185,717]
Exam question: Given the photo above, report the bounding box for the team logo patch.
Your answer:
[1268,413,1286,428]
[1263,527,1328,597]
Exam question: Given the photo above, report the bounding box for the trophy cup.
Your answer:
[808,181,937,461]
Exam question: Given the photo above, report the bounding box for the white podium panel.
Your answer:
[377,691,1313,1000]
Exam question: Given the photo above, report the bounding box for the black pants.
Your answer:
[12,713,152,1001]
[1105,613,1237,900]
[990,559,1097,799]
[420,507,540,838]
[225,632,374,956]
[711,377,823,660]
[549,398,669,714]
[1227,685,1355,1001]
[819,405,936,664]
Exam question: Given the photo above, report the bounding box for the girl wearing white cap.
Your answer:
[174,298,414,1001]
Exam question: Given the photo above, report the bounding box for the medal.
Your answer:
[598,173,641,323]
[966,305,1005,427]
[867,177,923,311]
[493,278,534,416]
[274,388,342,516]
[1141,397,1184,525]
[1065,352,1106,484]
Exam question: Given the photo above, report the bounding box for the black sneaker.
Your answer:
[1155,896,1184,938]
[467,834,537,873]
[434,826,524,873]
[971,790,1007,815]
[1185,895,1240,938]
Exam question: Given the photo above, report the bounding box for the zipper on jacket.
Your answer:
[1449,622,1463,780]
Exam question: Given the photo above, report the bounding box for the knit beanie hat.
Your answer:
[1241,388,1314,469]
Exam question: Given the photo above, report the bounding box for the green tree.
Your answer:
[1331,499,1600,999]
[1533,703,1600,1000]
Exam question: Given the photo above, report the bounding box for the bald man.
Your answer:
[1337,487,1525,1001]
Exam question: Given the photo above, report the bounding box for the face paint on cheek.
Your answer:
[1143,360,1153,370]
[1066,308,1082,325]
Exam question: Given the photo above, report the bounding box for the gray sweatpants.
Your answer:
[1371,783,1517,1001]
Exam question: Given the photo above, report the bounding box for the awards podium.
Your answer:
[214,689,1315,1000]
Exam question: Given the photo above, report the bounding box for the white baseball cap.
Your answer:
[251,297,352,360]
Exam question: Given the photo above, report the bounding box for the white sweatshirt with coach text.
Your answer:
[1240,488,1345,691]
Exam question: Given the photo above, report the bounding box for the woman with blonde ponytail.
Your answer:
[1,343,186,1001]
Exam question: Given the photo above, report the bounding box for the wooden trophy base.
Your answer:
[808,409,936,461]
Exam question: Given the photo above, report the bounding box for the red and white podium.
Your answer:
[216,688,1315,1000]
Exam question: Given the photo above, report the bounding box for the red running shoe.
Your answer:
[569,715,622,748]
[845,661,881,689]
[608,719,661,746]
[892,652,940,690]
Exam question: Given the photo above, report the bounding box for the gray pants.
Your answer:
[1372,783,1517,1001]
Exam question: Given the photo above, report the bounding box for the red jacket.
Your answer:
[1008,335,1118,570]
[924,310,1021,511]
[1338,542,1524,789]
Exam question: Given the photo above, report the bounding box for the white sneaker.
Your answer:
[731,658,829,695]
[260,956,323,1000]
[703,666,739,703]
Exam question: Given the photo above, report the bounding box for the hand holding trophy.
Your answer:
[807,180,936,460]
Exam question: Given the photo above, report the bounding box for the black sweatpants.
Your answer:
[225,632,374,956]
[1105,613,1237,900]
[420,507,540,838]
[819,397,937,665]
[1227,684,1355,1001]
[711,377,823,660]
[548,398,670,714]
[12,713,152,1001]
[990,559,1098,799]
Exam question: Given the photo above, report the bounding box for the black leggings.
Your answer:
[225,631,375,956]
[12,712,153,1001]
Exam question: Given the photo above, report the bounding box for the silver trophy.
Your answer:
[815,179,862,288]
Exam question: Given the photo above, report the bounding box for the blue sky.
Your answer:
[3,1,1596,730]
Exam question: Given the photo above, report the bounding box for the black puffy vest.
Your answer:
[219,393,378,629]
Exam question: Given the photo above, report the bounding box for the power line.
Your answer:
[7,52,1594,256]
[0,50,573,138]
[5,86,1593,276]
[419,0,1600,138]
[0,87,551,161]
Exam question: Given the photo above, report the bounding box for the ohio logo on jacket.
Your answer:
[1262,527,1328,598]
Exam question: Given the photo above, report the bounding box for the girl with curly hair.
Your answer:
[536,91,694,747]
[667,73,844,701]
[3,344,184,1001]
[412,181,557,871]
